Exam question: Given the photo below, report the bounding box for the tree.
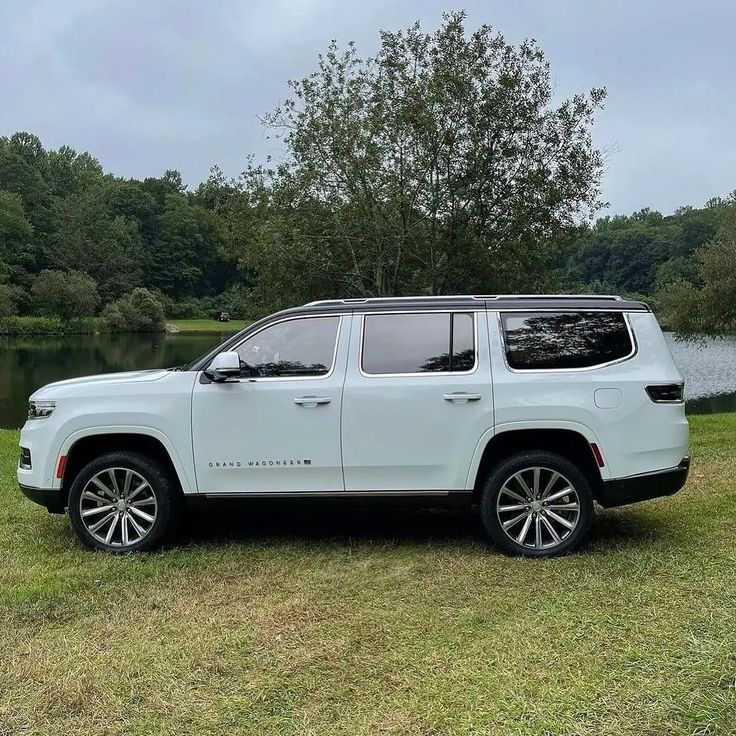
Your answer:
[47,188,143,298]
[235,12,606,310]
[0,284,16,321]
[657,207,736,335]
[31,269,100,326]
[0,190,33,281]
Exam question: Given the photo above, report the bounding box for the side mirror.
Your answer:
[206,351,241,381]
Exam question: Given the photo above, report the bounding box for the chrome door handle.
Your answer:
[443,392,482,402]
[294,396,331,407]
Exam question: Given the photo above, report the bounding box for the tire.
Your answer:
[68,451,180,553]
[480,450,594,557]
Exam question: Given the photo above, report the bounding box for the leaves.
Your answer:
[240,11,605,308]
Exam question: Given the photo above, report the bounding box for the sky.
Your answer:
[1,0,734,215]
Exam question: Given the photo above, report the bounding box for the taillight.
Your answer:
[646,383,684,403]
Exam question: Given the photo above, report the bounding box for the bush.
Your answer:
[31,269,100,326]
[103,288,165,332]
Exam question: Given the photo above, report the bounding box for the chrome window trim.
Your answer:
[223,314,345,383]
[359,310,479,378]
[496,311,638,374]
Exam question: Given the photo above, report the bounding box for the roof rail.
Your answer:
[474,294,622,301]
[306,294,623,307]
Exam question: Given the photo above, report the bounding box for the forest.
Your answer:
[1,13,733,334]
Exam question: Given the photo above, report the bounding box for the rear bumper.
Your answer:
[19,484,66,514]
[597,457,690,508]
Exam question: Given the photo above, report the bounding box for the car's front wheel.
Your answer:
[480,450,594,557]
[68,452,179,552]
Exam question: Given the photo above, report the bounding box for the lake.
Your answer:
[2,331,736,429]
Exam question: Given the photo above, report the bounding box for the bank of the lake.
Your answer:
[0,413,734,735]
[0,316,107,336]
[0,316,252,336]
[167,318,251,333]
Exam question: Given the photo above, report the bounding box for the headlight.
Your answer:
[28,400,56,420]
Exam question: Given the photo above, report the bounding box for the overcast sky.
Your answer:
[1,0,734,215]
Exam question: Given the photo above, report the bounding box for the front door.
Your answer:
[192,314,348,494]
[341,310,493,492]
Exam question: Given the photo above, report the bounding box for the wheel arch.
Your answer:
[59,428,191,504]
[470,425,604,503]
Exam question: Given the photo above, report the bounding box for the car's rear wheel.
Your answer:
[68,451,179,552]
[480,450,594,557]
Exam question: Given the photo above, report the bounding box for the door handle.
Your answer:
[443,392,482,402]
[294,396,331,407]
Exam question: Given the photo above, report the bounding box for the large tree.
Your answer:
[237,11,606,310]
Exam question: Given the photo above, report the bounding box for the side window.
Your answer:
[362,312,476,375]
[235,316,340,377]
[501,311,633,370]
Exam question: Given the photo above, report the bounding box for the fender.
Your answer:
[56,425,196,494]
[464,419,610,489]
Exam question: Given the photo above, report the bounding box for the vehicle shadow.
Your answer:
[177,499,669,553]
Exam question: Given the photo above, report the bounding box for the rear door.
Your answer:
[341,310,493,492]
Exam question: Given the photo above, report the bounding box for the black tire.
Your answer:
[68,451,180,553]
[480,450,594,557]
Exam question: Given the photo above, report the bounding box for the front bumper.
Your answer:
[597,457,690,508]
[19,484,66,514]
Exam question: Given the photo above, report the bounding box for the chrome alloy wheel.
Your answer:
[495,467,581,550]
[78,468,158,547]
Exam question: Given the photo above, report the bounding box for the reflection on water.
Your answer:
[665,334,736,414]
[0,331,232,429]
[1,330,736,429]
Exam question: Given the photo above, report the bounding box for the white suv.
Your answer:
[18,295,689,557]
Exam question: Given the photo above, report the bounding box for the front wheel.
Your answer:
[480,451,594,557]
[68,452,179,552]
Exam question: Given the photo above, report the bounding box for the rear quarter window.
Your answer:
[501,311,634,370]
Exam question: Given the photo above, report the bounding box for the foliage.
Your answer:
[0,315,103,335]
[554,201,729,296]
[232,12,606,310]
[30,269,100,326]
[657,206,736,336]
[0,284,17,321]
[102,288,165,332]
[0,16,732,327]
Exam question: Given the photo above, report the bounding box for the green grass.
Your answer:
[1,415,735,735]
[167,318,251,333]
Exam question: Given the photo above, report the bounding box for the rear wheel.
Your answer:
[480,451,594,557]
[68,451,179,552]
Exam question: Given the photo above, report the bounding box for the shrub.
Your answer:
[103,288,165,332]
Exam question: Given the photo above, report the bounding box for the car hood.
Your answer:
[31,369,173,398]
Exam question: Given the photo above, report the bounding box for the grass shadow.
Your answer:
[176,498,675,554]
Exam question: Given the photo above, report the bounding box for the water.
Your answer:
[0,331,231,429]
[665,334,736,413]
[1,331,736,429]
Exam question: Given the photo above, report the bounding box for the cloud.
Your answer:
[1,0,735,211]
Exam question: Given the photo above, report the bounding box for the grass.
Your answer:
[0,316,106,336]
[167,319,251,333]
[1,414,735,735]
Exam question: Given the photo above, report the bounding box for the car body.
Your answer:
[18,295,689,556]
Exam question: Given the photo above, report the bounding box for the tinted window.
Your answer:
[501,311,633,370]
[235,316,339,377]
[362,312,475,374]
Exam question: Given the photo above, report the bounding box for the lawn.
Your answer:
[1,415,735,735]
[167,318,251,333]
